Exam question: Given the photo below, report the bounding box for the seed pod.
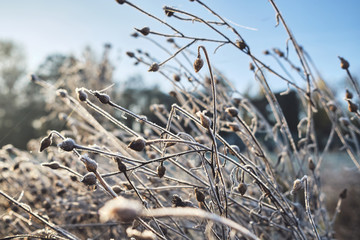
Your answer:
[157,164,166,178]
[112,185,123,194]
[115,0,126,4]
[148,63,159,72]
[76,88,87,102]
[171,194,184,207]
[167,38,174,43]
[339,188,347,199]
[237,183,247,196]
[263,50,270,55]
[163,6,174,17]
[193,56,204,73]
[169,91,177,98]
[58,138,76,151]
[225,107,238,117]
[128,137,146,151]
[126,51,135,58]
[308,158,315,171]
[338,56,350,70]
[274,48,284,57]
[40,135,52,152]
[42,161,61,170]
[173,74,181,82]
[249,63,255,71]
[236,40,246,50]
[290,179,303,195]
[56,89,68,98]
[139,27,150,36]
[345,89,353,99]
[114,157,127,173]
[30,74,38,82]
[197,111,211,129]
[347,100,358,113]
[94,92,110,104]
[131,32,139,38]
[194,188,205,202]
[80,155,98,172]
[339,117,350,127]
[228,123,240,132]
[326,101,337,112]
[81,172,97,186]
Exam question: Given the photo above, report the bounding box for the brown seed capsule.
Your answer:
[308,158,315,171]
[112,185,123,194]
[76,88,88,102]
[173,74,181,82]
[345,89,353,99]
[81,172,97,186]
[291,179,303,195]
[167,38,174,43]
[163,6,174,17]
[157,164,166,178]
[347,100,358,113]
[172,194,184,207]
[236,40,246,50]
[114,157,127,173]
[194,188,205,202]
[30,74,38,82]
[225,107,238,117]
[42,161,61,170]
[237,183,247,196]
[326,101,337,112]
[338,56,350,70]
[40,135,52,152]
[339,117,350,127]
[197,111,211,129]
[126,51,135,58]
[263,50,270,55]
[94,92,110,104]
[58,138,76,151]
[339,188,347,199]
[131,32,139,38]
[139,27,150,36]
[148,63,159,72]
[249,63,255,71]
[128,137,146,151]
[193,56,204,73]
[169,91,177,98]
[273,48,284,57]
[115,0,126,4]
[228,123,240,132]
[56,89,68,98]
[80,155,98,172]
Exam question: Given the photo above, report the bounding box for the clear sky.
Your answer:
[1,0,359,94]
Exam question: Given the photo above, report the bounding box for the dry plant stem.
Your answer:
[141,207,259,240]
[159,40,197,67]
[302,176,321,240]
[330,198,343,227]
[0,190,80,240]
[1,235,66,240]
[346,68,360,99]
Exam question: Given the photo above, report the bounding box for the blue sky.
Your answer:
[1,0,359,94]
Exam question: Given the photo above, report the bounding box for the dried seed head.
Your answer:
[167,38,174,43]
[42,161,61,170]
[273,48,284,57]
[99,196,142,223]
[163,6,174,17]
[126,51,135,58]
[40,135,52,152]
[326,101,337,112]
[339,117,350,127]
[237,183,247,196]
[228,123,240,132]
[236,40,247,50]
[76,88,87,102]
[114,157,127,173]
[169,91,177,98]
[58,138,76,151]
[81,172,97,186]
[339,188,347,199]
[233,97,241,106]
[197,111,211,129]
[308,158,315,171]
[56,89,68,98]
[338,56,350,70]
[291,179,303,195]
[193,56,204,73]
[80,155,98,172]
[249,63,255,71]
[128,137,146,151]
[347,100,358,113]
[157,164,166,178]
[171,194,184,207]
[345,89,353,99]
[148,63,159,72]
[115,0,126,4]
[225,107,238,117]
[194,188,205,202]
[131,32,139,38]
[139,27,150,36]
[94,91,110,104]
[263,50,270,55]
[30,74,38,82]
[173,74,181,82]
[112,185,123,194]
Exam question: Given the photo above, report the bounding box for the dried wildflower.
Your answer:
[172,194,184,207]
[138,27,150,36]
[76,88,87,102]
[58,138,76,151]
[308,158,315,171]
[81,172,97,186]
[290,179,303,195]
[112,185,123,194]
[94,92,110,104]
[128,137,146,151]
[114,157,127,173]
[326,101,337,112]
[347,100,358,113]
[56,89,68,98]
[163,6,174,17]
[42,161,60,170]
[99,196,142,222]
[338,56,350,70]
[194,188,205,202]
[173,74,181,82]
[80,155,98,172]
[157,164,166,178]
[273,48,284,57]
[225,107,238,118]
[148,63,159,72]
[237,183,247,196]
[193,56,204,73]
[197,111,211,129]
[115,0,126,4]
[126,51,135,58]
[236,40,247,50]
[339,188,347,199]
[345,89,353,99]
[228,123,240,132]
[39,135,52,152]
